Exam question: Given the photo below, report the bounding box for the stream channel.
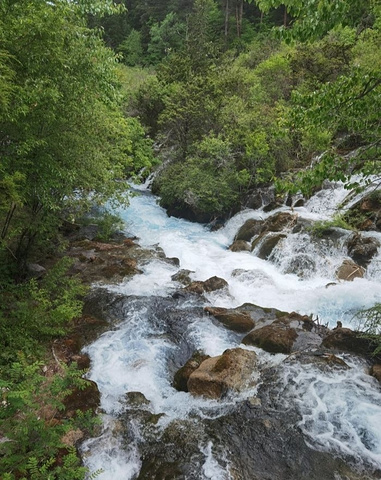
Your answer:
[81,179,381,480]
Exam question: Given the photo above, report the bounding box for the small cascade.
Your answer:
[82,180,381,479]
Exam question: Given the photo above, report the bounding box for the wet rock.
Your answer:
[206,388,369,480]
[263,200,283,212]
[292,217,314,234]
[285,352,350,371]
[245,191,263,210]
[234,219,263,242]
[263,212,298,232]
[125,392,150,407]
[346,232,379,267]
[163,257,180,267]
[204,306,255,333]
[184,276,228,294]
[336,259,365,281]
[242,312,320,354]
[252,232,286,259]
[371,364,381,382]
[322,327,377,358]
[173,351,210,392]
[229,240,251,252]
[284,254,316,278]
[293,198,305,208]
[188,348,257,399]
[171,269,194,285]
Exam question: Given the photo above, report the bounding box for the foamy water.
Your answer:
[83,181,381,478]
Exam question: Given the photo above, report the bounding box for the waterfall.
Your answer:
[81,181,381,479]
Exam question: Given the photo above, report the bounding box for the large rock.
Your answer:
[242,312,321,354]
[336,259,365,281]
[184,276,228,294]
[322,327,377,358]
[252,232,286,259]
[171,269,194,285]
[187,348,257,399]
[229,240,251,252]
[263,212,298,232]
[204,306,255,333]
[173,351,210,392]
[346,232,379,267]
[234,219,263,242]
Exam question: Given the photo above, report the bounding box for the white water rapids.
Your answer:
[82,181,381,479]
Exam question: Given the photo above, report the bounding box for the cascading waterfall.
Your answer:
[81,180,381,479]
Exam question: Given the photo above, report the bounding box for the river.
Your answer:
[81,180,381,479]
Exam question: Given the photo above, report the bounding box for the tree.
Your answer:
[0,0,154,273]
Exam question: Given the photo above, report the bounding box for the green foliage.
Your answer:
[355,304,381,356]
[0,0,155,271]
[147,13,186,65]
[0,356,99,479]
[309,215,354,238]
[0,258,86,364]
[118,29,143,66]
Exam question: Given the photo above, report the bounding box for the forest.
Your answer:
[0,0,380,478]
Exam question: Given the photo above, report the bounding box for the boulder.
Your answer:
[188,348,257,399]
[242,312,320,354]
[346,232,379,267]
[322,327,377,357]
[252,233,286,259]
[229,240,251,252]
[171,269,194,285]
[125,392,150,407]
[263,212,297,232]
[173,351,210,392]
[370,364,381,382]
[234,219,263,242]
[336,259,365,281]
[184,276,228,294]
[204,306,255,333]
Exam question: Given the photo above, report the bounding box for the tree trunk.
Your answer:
[224,0,229,44]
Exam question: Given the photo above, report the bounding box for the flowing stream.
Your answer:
[81,180,381,479]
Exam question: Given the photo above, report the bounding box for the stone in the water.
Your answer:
[188,348,257,399]
[229,240,251,252]
[252,233,286,259]
[171,269,194,285]
[234,218,263,242]
[184,276,228,294]
[204,306,255,333]
[336,259,365,281]
[242,312,321,354]
[173,351,210,392]
[346,232,379,267]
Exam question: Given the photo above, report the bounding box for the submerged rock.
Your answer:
[336,259,365,281]
[188,348,258,399]
[204,306,255,333]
